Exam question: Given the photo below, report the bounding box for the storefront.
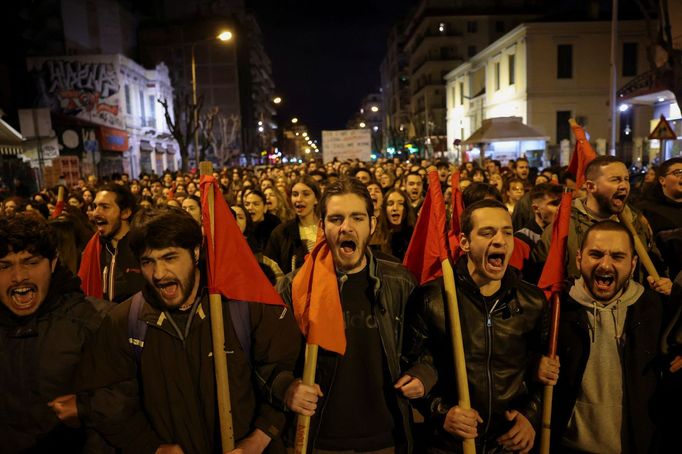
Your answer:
[96,126,128,177]
[463,117,548,167]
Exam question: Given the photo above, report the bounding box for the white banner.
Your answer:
[322,129,371,163]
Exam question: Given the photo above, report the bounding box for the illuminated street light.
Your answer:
[258,120,263,126]
[370,106,379,112]
[258,126,264,132]
[305,148,311,154]
[273,96,282,104]
[618,104,630,112]
[192,30,234,159]
[291,117,299,124]
[359,122,366,128]
[303,132,308,137]
[217,31,233,41]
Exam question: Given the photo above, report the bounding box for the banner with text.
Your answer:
[322,129,371,163]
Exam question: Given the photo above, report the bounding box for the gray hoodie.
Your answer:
[561,277,644,454]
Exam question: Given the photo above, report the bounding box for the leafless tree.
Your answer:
[158,93,203,172]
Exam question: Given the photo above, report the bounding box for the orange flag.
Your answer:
[291,230,346,355]
[567,122,598,189]
[78,232,103,298]
[403,171,449,285]
[199,175,283,306]
[447,171,465,257]
[537,190,572,300]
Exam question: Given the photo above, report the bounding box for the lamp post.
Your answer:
[191,30,233,162]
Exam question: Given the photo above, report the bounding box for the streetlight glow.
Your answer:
[370,106,379,112]
[273,96,282,104]
[359,122,366,128]
[217,31,233,41]
[291,117,299,124]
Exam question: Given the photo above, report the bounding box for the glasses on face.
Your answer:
[665,169,682,178]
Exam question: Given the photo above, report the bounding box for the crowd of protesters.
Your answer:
[1,153,681,454]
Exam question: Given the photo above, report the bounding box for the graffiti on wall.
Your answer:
[30,59,123,128]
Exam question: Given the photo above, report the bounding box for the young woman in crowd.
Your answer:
[503,176,526,214]
[244,189,281,253]
[264,186,294,222]
[370,188,415,261]
[264,176,320,274]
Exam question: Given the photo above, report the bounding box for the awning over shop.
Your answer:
[0,118,25,156]
[97,126,129,152]
[463,117,548,144]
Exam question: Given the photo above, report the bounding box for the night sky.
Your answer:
[248,0,415,140]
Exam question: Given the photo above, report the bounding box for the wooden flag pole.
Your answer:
[199,161,235,452]
[57,186,65,204]
[294,343,319,454]
[441,258,476,454]
[540,292,562,454]
[617,212,661,281]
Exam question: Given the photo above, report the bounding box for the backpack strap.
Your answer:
[127,291,148,365]
[228,300,252,364]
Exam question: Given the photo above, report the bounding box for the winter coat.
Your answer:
[264,219,309,274]
[75,282,300,454]
[277,252,419,452]
[403,257,547,453]
[0,264,112,453]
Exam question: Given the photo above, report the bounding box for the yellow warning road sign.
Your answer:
[649,115,678,141]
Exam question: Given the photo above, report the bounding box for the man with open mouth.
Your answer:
[0,214,111,452]
[403,199,547,453]
[58,207,300,454]
[78,184,146,303]
[280,178,424,453]
[533,155,672,296]
[539,220,677,453]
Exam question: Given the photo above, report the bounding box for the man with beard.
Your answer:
[405,172,425,210]
[57,207,300,454]
[78,184,146,302]
[539,220,673,453]
[533,156,672,295]
[280,178,424,452]
[403,199,547,453]
[0,214,110,452]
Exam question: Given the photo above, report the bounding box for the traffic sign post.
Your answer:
[648,115,678,163]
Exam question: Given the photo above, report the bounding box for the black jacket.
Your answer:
[639,190,682,278]
[0,264,111,453]
[75,283,300,454]
[550,287,665,453]
[278,253,419,452]
[403,257,547,453]
[99,232,146,303]
[249,213,282,254]
[264,219,309,274]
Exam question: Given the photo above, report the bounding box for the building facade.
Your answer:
[445,20,651,164]
[402,0,539,156]
[27,54,178,179]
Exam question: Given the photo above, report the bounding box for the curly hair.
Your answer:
[0,213,57,260]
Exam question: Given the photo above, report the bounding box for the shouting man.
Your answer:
[405,199,547,453]
[59,207,300,453]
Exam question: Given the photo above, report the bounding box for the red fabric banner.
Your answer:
[291,230,346,355]
[403,171,449,285]
[78,232,103,298]
[537,191,573,299]
[567,122,598,189]
[199,175,283,306]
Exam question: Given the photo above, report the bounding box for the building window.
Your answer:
[459,81,464,105]
[148,95,156,122]
[139,90,146,121]
[494,62,501,91]
[124,85,132,115]
[468,45,476,58]
[557,44,573,79]
[495,21,504,32]
[508,54,515,85]
[467,21,477,33]
[556,111,572,144]
[622,42,638,77]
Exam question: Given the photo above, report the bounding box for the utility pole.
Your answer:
[609,0,619,156]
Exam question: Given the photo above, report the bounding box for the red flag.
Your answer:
[51,200,65,219]
[291,230,346,355]
[537,191,572,300]
[167,182,176,201]
[567,122,597,189]
[78,232,103,298]
[199,175,283,306]
[447,171,465,257]
[403,171,449,285]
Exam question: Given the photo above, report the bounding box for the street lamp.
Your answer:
[273,96,282,104]
[191,29,234,160]
[359,122,366,128]
[291,117,299,124]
